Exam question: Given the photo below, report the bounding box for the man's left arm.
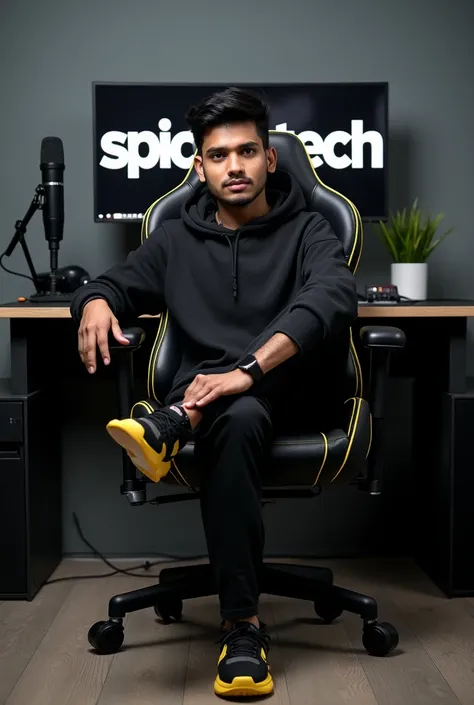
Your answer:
[182,332,298,410]
[247,219,358,372]
[270,218,358,357]
[253,332,299,373]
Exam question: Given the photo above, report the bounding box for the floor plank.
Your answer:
[260,595,292,705]
[333,558,462,705]
[4,564,158,705]
[97,597,189,705]
[463,597,474,618]
[357,558,474,705]
[0,561,83,705]
[269,591,378,705]
[182,596,237,705]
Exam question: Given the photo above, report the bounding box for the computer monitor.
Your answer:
[92,82,388,223]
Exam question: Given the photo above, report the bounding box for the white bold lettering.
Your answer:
[99,131,128,170]
[297,130,325,168]
[322,130,352,169]
[275,122,295,134]
[126,131,160,179]
[350,119,383,168]
[157,118,172,168]
[170,130,195,169]
[98,119,384,175]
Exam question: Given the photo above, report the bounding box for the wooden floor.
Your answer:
[2,557,474,705]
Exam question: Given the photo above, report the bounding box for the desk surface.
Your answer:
[1,300,474,319]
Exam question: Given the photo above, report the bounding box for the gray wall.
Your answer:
[1,0,473,557]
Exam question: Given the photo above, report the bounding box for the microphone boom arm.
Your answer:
[4,185,44,294]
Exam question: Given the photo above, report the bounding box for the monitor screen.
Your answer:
[93,82,388,223]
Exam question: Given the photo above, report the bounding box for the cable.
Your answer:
[0,252,35,284]
[44,512,209,584]
[45,508,330,586]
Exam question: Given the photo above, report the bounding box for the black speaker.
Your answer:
[0,380,61,599]
[414,392,474,597]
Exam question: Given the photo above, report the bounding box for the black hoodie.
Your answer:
[70,170,358,399]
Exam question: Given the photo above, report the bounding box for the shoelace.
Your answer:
[220,619,267,632]
[140,412,185,461]
[148,410,188,448]
[217,624,270,658]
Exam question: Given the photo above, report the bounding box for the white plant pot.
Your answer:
[391,262,428,301]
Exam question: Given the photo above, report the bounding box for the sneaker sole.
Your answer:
[214,673,274,697]
[106,418,171,483]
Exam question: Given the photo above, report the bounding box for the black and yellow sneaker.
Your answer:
[106,404,193,483]
[214,621,273,698]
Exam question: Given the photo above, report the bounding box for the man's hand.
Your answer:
[78,299,129,374]
[183,370,253,409]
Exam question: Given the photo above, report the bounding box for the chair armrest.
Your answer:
[360,325,406,350]
[110,325,145,415]
[359,325,406,496]
[109,326,147,503]
[109,326,146,352]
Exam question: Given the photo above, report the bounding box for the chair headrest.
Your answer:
[142,131,361,272]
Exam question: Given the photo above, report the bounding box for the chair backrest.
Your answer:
[141,131,364,404]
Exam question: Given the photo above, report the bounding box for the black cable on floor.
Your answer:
[44,512,208,584]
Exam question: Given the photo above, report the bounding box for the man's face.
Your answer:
[194,121,277,208]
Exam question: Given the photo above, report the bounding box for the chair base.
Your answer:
[87,561,399,658]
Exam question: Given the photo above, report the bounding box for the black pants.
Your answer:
[195,394,273,620]
[165,339,347,620]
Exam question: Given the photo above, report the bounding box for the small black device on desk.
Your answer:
[362,285,401,304]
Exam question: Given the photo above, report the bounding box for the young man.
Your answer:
[70,87,358,698]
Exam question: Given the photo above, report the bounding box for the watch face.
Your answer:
[239,356,263,381]
[240,357,256,372]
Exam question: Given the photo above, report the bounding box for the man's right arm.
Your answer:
[77,298,130,373]
[70,225,169,323]
[71,225,169,373]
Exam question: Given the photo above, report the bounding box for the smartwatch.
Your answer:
[237,354,264,383]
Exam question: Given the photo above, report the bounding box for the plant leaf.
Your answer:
[375,220,399,261]
[376,199,453,262]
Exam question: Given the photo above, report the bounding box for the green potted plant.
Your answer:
[374,199,453,300]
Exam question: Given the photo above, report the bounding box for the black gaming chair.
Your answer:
[88,132,406,658]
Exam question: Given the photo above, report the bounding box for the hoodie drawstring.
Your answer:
[225,232,241,300]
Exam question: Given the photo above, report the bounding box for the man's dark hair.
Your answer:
[186,87,269,154]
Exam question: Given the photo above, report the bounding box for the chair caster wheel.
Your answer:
[313,600,343,624]
[88,620,124,654]
[154,594,183,624]
[362,621,399,656]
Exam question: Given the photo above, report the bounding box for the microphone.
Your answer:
[2,134,89,304]
[40,136,65,250]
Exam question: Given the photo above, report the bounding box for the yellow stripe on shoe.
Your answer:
[106,418,171,483]
[214,673,274,697]
[218,644,228,664]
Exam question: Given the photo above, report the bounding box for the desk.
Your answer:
[1,300,474,598]
[3,301,474,317]
[0,300,471,397]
